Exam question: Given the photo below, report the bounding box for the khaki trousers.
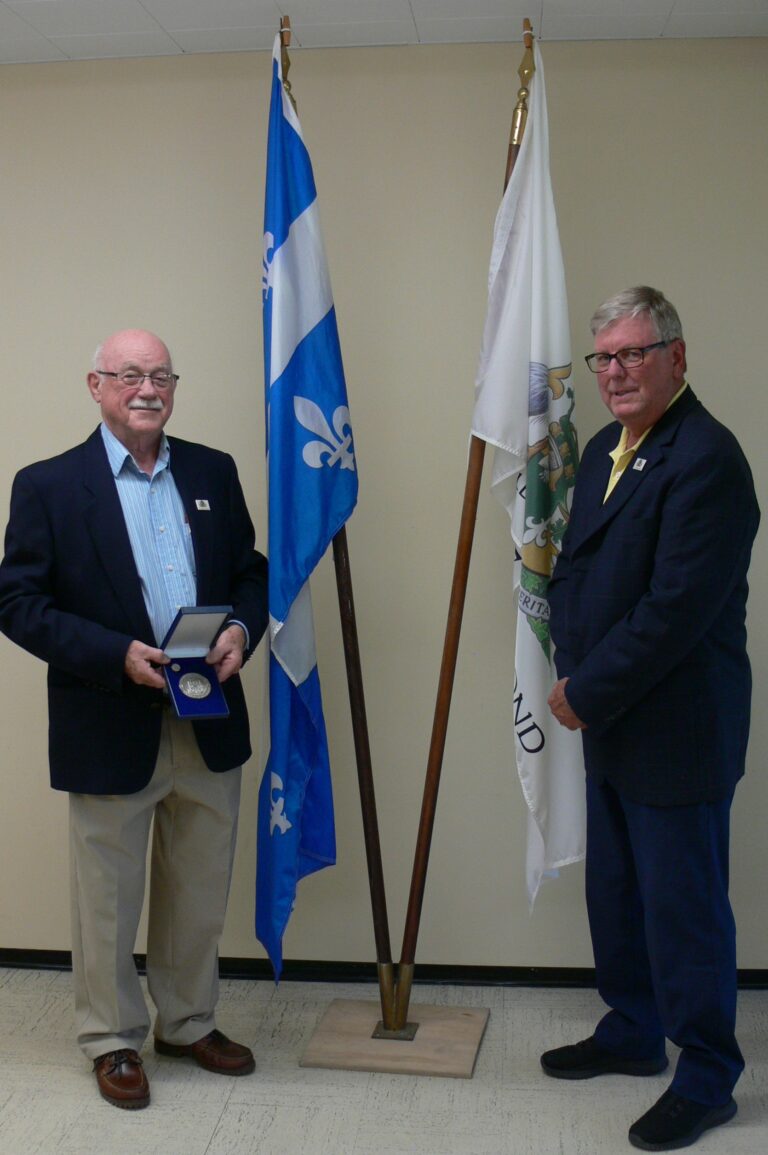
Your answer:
[69,713,241,1060]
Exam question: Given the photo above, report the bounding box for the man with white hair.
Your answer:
[0,330,268,1109]
[544,288,759,1150]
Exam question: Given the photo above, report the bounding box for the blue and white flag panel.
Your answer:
[257,34,358,978]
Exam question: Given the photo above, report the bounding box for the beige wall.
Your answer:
[0,39,765,968]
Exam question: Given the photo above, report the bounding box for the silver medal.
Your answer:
[178,672,212,700]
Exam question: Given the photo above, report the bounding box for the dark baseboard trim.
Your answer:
[1,949,766,989]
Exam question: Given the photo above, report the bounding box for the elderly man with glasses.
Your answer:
[0,329,268,1109]
[543,288,759,1151]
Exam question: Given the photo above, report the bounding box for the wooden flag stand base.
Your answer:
[300,998,490,1078]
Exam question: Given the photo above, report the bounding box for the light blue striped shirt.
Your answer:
[100,423,196,645]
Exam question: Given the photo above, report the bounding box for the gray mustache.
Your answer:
[129,400,163,411]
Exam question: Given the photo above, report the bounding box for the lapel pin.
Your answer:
[195,499,211,510]
[633,458,647,472]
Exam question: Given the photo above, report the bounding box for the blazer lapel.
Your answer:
[80,429,154,637]
[569,388,700,555]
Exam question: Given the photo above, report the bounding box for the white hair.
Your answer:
[590,286,684,343]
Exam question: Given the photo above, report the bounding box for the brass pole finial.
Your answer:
[510,18,536,153]
[280,15,297,112]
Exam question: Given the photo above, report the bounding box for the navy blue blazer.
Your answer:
[548,388,759,805]
[0,428,268,794]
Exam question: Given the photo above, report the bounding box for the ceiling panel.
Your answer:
[0,0,765,64]
[543,0,674,14]
[140,0,280,28]
[411,0,533,14]
[665,11,768,31]
[294,20,419,47]
[673,0,768,11]
[0,34,65,61]
[418,17,528,43]
[0,3,41,35]
[284,0,413,18]
[169,26,277,53]
[5,1,161,36]
[46,31,183,59]
[541,11,671,38]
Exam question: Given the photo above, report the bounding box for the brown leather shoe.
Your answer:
[93,1049,150,1109]
[154,1028,255,1075]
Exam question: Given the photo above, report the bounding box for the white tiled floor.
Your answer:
[0,967,766,1154]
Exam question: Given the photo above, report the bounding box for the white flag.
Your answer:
[472,43,585,906]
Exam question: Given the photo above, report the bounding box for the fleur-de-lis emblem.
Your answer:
[262,231,275,302]
[270,772,292,836]
[294,397,355,472]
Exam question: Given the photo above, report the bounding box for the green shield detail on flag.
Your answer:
[519,366,579,660]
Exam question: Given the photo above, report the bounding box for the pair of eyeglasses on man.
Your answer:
[584,340,669,373]
[96,370,179,389]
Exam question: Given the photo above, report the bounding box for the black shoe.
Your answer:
[541,1036,668,1080]
[629,1090,737,1151]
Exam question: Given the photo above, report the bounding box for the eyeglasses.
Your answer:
[585,341,669,373]
[96,370,179,389]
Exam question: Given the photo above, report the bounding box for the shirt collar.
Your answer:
[611,381,689,457]
[100,422,170,478]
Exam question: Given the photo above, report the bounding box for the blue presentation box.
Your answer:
[160,606,233,720]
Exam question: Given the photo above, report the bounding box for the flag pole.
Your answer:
[391,19,536,1031]
[279,15,396,1028]
[279,16,296,110]
[332,526,397,1025]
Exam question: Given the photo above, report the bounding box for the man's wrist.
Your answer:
[226,619,249,652]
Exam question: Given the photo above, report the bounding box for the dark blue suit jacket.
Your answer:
[548,388,759,805]
[0,428,268,794]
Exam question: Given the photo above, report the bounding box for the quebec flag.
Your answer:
[257,34,358,978]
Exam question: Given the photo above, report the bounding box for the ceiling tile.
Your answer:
[292,20,419,48]
[672,0,768,11]
[411,0,534,15]
[170,26,278,53]
[0,3,44,35]
[4,1,159,35]
[665,12,768,32]
[0,34,65,61]
[0,0,766,65]
[412,1,542,40]
[544,0,674,14]
[285,0,413,20]
[139,0,280,30]
[541,12,670,39]
[49,31,183,59]
[417,17,525,43]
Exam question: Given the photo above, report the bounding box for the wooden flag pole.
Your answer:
[279,16,397,1029]
[332,526,397,1024]
[299,19,537,1076]
[391,19,536,1031]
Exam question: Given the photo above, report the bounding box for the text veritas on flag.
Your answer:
[471,42,585,906]
[257,33,358,978]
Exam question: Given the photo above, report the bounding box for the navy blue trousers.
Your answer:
[586,777,744,1107]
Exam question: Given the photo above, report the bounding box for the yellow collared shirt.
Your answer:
[603,382,688,502]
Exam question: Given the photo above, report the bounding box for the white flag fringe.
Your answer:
[472,43,585,906]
